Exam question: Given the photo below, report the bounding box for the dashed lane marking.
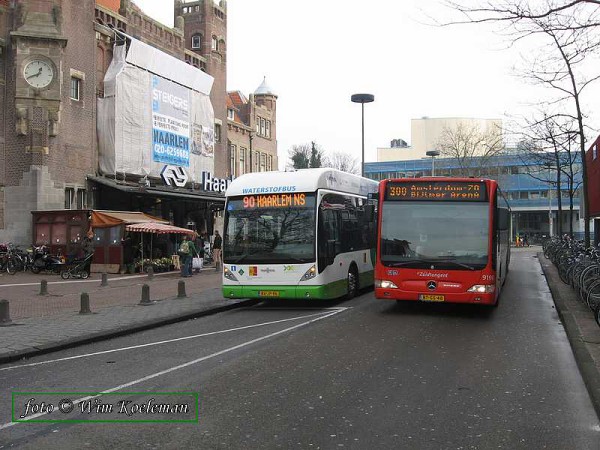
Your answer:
[0,307,347,430]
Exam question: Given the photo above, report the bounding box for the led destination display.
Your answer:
[242,193,309,209]
[385,181,487,202]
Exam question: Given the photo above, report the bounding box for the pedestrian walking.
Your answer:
[523,233,529,247]
[213,230,222,271]
[193,233,205,274]
[179,235,192,277]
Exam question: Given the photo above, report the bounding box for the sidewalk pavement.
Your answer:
[539,251,600,418]
[0,266,257,364]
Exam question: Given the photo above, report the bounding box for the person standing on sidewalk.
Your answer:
[179,235,191,277]
[213,230,222,271]
[187,236,199,276]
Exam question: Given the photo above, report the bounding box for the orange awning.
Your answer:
[125,222,196,236]
[91,210,169,228]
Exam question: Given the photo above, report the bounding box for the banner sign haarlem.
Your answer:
[151,75,191,167]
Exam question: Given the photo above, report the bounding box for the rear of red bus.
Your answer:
[374,178,510,306]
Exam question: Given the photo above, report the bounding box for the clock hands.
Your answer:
[26,67,43,80]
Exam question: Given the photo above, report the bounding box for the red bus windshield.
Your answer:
[380,201,489,270]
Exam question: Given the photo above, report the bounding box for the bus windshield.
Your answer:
[224,194,316,264]
[380,201,489,270]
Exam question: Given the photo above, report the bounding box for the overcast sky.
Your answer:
[136,0,599,169]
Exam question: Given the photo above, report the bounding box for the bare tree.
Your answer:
[514,111,582,236]
[288,142,326,170]
[435,122,505,176]
[443,0,600,246]
[325,152,360,175]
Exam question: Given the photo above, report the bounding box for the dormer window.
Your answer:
[191,34,201,49]
[227,108,235,120]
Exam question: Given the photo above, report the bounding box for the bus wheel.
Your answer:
[346,268,358,300]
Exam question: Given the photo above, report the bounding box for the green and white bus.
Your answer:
[222,168,379,300]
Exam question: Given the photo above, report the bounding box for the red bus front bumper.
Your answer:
[375,287,496,305]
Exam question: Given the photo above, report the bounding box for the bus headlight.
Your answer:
[375,279,398,289]
[467,284,495,293]
[223,266,238,281]
[300,265,317,282]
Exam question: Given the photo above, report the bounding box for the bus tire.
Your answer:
[346,266,358,300]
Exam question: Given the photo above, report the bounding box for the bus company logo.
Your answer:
[387,270,399,276]
[427,281,437,291]
[283,265,295,272]
[416,271,449,279]
[249,266,258,277]
[238,269,245,276]
[261,268,275,274]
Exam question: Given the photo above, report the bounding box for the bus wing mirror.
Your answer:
[498,208,510,230]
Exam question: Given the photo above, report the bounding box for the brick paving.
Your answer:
[0,266,254,363]
[0,267,222,320]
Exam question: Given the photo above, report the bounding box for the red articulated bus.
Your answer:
[374,178,511,306]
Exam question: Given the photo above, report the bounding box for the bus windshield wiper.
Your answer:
[382,259,431,267]
[382,258,477,271]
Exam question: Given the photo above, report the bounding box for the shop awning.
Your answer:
[91,210,168,228]
[125,222,197,236]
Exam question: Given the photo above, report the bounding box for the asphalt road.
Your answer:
[0,250,599,449]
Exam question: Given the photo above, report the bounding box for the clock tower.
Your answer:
[11,0,66,152]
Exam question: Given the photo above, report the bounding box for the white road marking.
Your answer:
[0,307,346,430]
[0,309,346,372]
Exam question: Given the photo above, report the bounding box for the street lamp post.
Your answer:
[351,93,375,177]
[426,150,440,176]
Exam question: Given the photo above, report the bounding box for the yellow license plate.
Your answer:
[259,290,280,297]
[419,294,445,302]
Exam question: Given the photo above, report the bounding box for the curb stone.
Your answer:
[538,252,600,419]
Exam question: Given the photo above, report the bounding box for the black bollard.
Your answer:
[147,266,154,280]
[177,280,186,298]
[79,292,92,315]
[0,300,12,326]
[40,279,48,296]
[139,284,152,305]
[100,273,108,287]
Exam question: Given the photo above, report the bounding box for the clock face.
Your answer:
[23,60,54,89]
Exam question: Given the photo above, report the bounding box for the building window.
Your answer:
[266,120,271,138]
[227,108,235,120]
[76,189,87,209]
[211,35,218,51]
[191,34,201,49]
[70,77,81,101]
[594,144,598,159]
[239,148,246,175]
[215,123,221,143]
[229,144,237,177]
[255,151,260,172]
[65,188,75,209]
[260,153,266,172]
[260,118,266,136]
[519,191,529,200]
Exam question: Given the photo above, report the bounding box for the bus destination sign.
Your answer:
[243,193,307,209]
[385,181,487,202]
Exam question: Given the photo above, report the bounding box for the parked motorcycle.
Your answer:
[30,245,63,274]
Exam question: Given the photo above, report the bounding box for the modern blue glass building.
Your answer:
[364,153,584,242]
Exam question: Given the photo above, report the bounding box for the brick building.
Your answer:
[0,0,97,245]
[0,0,278,246]
[227,77,278,178]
